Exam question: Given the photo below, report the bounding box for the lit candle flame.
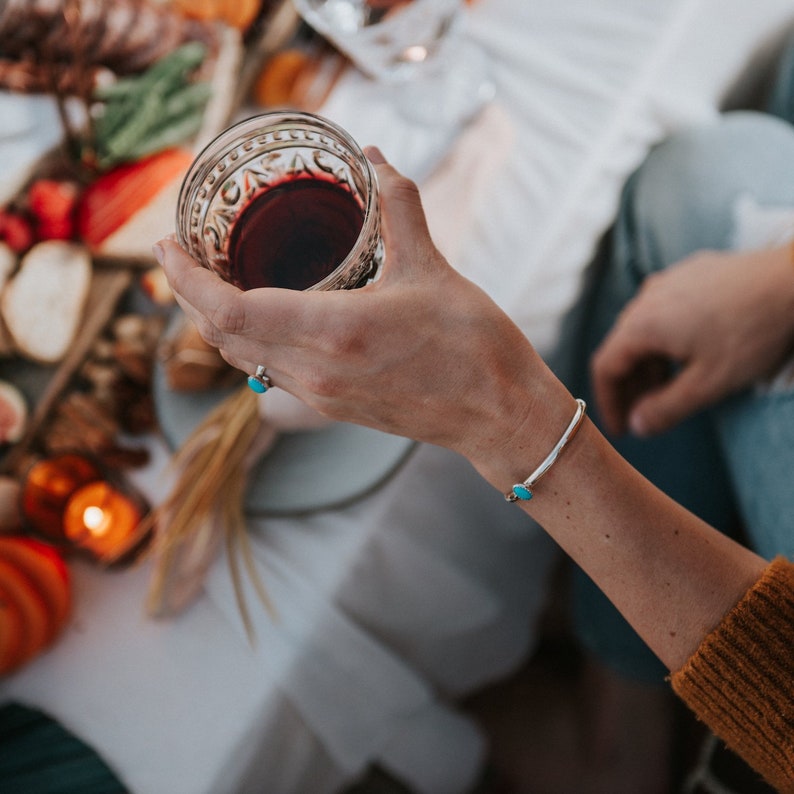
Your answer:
[83,505,111,537]
[63,479,145,562]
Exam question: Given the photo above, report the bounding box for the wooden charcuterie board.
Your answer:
[0,266,134,476]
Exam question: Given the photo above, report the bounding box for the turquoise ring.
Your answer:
[247,365,272,394]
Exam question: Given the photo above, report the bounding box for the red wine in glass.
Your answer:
[227,176,365,291]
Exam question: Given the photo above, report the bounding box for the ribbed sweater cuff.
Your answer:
[670,557,794,793]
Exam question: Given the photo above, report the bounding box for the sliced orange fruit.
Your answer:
[220,0,261,30]
[253,49,313,108]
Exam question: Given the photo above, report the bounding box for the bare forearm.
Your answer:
[475,409,766,672]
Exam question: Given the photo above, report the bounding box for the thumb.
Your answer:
[365,146,438,271]
[627,365,710,436]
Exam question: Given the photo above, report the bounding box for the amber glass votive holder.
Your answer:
[20,452,152,566]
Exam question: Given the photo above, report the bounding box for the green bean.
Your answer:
[94,98,135,143]
[93,42,209,168]
[101,92,169,163]
[161,82,212,119]
[93,43,205,105]
[125,108,206,162]
[93,76,141,102]
[128,42,207,97]
[149,44,206,102]
[101,81,210,164]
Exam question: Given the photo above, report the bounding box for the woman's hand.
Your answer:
[156,149,570,481]
[590,246,794,437]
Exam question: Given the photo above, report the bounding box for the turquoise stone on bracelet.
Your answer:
[512,484,533,501]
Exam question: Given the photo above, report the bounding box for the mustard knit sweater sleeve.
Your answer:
[671,557,794,793]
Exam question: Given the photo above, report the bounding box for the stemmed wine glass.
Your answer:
[290,0,494,127]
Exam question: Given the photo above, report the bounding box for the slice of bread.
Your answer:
[1,241,92,363]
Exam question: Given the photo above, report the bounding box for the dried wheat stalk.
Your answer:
[145,385,276,641]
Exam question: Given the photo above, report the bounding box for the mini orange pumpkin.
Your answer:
[0,537,71,676]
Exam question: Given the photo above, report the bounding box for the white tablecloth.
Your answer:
[3,1,794,793]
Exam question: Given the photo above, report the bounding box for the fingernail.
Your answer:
[152,242,165,265]
[629,412,648,437]
[364,145,386,164]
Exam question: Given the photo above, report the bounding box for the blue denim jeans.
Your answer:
[554,43,794,683]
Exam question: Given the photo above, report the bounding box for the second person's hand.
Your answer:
[590,245,794,437]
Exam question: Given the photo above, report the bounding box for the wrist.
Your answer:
[464,370,580,497]
[504,398,587,502]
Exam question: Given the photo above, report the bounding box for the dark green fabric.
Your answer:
[0,702,127,794]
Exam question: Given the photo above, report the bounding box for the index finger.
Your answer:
[154,238,237,313]
[154,238,300,340]
[590,331,656,435]
[155,239,344,358]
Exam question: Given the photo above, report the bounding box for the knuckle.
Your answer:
[388,171,420,197]
[304,367,341,399]
[210,297,247,335]
[323,318,369,357]
[191,315,223,348]
[386,174,423,213]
